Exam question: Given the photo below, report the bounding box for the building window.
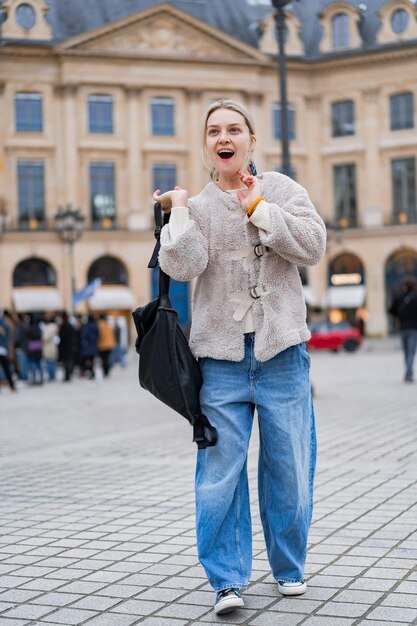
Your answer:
[151,97,175,136]
[392,158,417,224]
[152,163,177,193]
[88,95,113,134]
[332,100,355,137]
[332,13,349,48]
[273,104,295,140]
[15,92,43,132]
[15,3,37,30]
[391,9,409,34]
[333,164,357,227]
[390,92,414,130]
[89,162,116,227]
[17,160,45,228]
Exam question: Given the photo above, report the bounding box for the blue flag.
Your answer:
[73,278,102,306]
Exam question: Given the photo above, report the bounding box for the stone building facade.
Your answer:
[1,0,417,336]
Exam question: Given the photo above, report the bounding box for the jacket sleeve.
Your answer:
[258,173,327,266]
[158,202,209,282]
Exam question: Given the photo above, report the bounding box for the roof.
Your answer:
[0,0,413,59]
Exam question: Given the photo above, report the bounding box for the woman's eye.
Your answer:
[208,129,218,136]
[230,127,240,133]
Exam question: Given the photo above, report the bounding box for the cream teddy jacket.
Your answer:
[159,171,327,362]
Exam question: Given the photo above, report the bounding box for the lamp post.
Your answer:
[271,0,298,178]
[55,205,84,313]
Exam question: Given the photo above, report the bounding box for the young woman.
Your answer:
[154,99,326,615]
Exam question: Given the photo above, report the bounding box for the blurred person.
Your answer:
[14,314,29,381]
[97,313,116,377]
[80,314,98,380]
[111,316,128,368]
[41,314,59,381]
[0,311,16,391]
[26,314,44,385]
[58,312,76,382]
[389,277,417,383]
[154,99,326,614]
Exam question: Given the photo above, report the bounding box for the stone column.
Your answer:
[126,87,146,230]
[304,95,323,213]
[0,82,6,216]
[361,87,383,227]
[62,84,78,206]
[366,263,387,337]
[245,92,265,174]
[185,89,205,195]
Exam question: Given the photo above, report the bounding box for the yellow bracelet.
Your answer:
[247,196,264,218]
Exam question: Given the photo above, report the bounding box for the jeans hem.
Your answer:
[275,577,305,584]
[214,582,248,593]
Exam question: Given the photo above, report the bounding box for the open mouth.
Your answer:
[217,149,235,160]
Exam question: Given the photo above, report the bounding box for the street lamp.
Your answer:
[271,0,298,178]
[55,204,85,312]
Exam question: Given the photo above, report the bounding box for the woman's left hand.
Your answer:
[235,170,262,212]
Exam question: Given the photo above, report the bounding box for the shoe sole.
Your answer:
[278,582,307,596]
[214,597,244,615]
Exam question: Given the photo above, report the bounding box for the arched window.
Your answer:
[328,253,365,286]
[87,256,128,285]
[332,13,349,48]
[386,249,417,303]
[13,257,56,287]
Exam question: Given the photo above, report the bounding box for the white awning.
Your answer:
[13,288,63,312]
[327,285,366,309]
[88,287,136,310]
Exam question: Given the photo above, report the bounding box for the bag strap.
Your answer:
[193,414,218,449]
[147,201,170,299]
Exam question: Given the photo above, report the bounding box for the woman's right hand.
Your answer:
[153,186,189,213]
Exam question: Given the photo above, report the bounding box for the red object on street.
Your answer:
[308,322,362,352]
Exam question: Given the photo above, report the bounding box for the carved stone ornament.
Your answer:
[73,15,250,61]
[1,0,52,41]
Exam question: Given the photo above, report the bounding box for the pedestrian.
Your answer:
[0,311,17,391]
[25,314,44,385]
[14,314,29,381]
[154,99,326,615]
[58,312,77,382]
[111,317,127,368]
[389,276,417,383]
[97,313,116,377]
[79,314,98,380]
[41,314,59,381]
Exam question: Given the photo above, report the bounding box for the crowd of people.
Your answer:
[0,310,128,391]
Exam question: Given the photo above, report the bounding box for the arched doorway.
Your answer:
[385,248,417,332]
[327,252,366,330]
[12,257,62,312]
[13,257,57,287]
[88,255,128,285]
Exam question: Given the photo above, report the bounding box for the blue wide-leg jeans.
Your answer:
[195,334,316,592]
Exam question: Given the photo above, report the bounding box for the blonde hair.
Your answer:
[201,99,256,182]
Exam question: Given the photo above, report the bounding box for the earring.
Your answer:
[249,161,258,176]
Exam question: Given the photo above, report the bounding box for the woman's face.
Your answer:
[205,108,255,180]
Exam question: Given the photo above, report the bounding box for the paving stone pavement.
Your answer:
[0,340,417,626]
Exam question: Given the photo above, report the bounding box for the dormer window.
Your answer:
[319,3,361,54]
[391,9,409,34]
[377,1,417,45]
[15,3,36,30]
[332,13,350,48]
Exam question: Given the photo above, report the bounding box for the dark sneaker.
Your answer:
[277,580,307,596]
[214,588,244,615]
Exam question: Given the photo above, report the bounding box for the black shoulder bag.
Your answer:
[132,202,218,450]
